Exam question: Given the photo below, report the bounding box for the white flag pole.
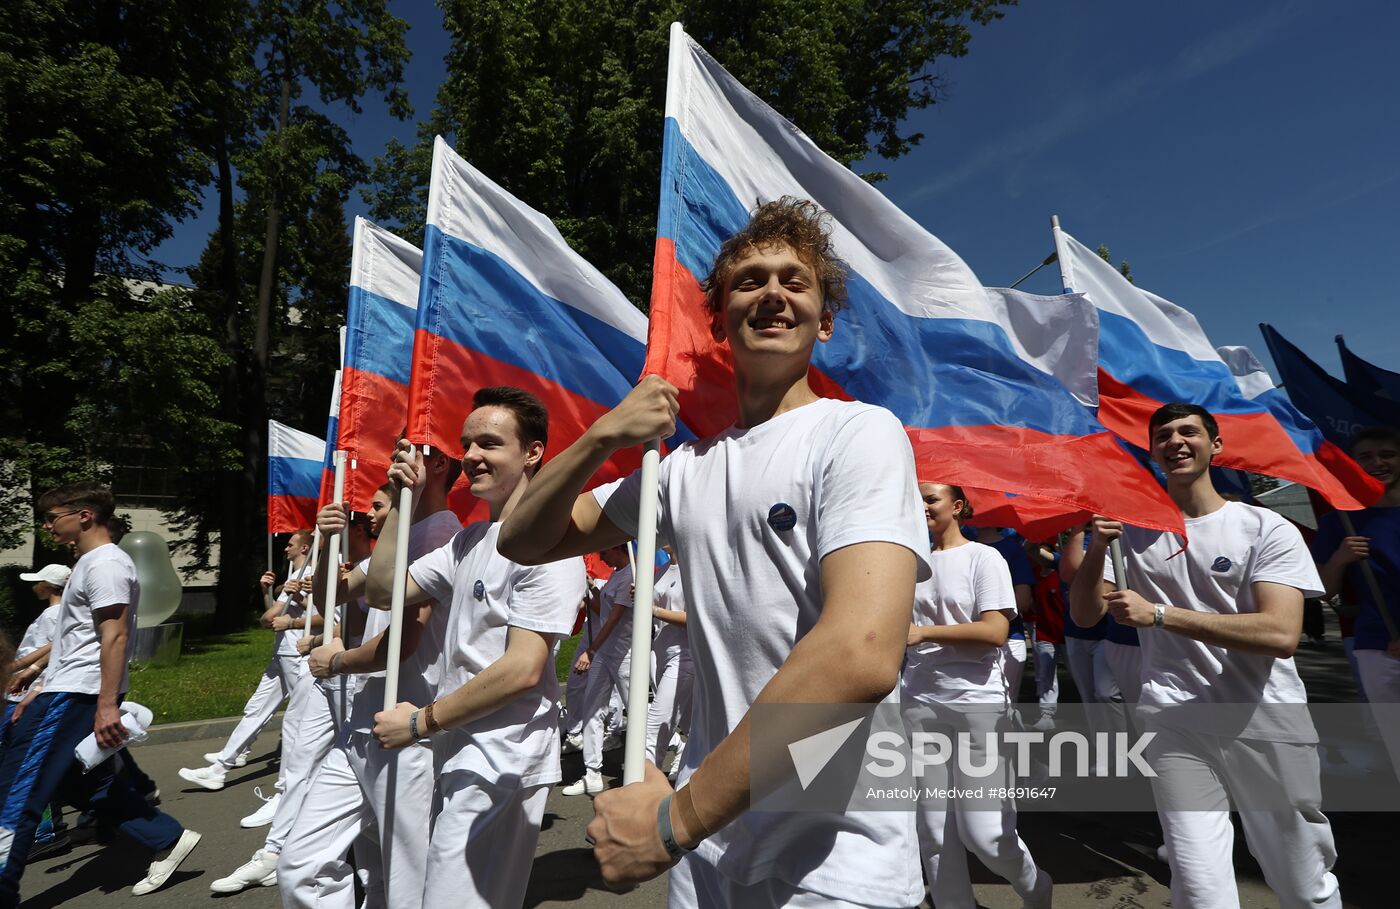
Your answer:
[382,444,420,709]
[624,440,662,784]
[322,450,348,642]
[304,527,322,629]
[1051,214,1129,589]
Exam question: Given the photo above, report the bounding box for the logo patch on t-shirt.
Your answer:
[1211,556,1232,573]
[767,503,797,532]
[473,579,486,600]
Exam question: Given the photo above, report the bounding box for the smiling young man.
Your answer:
[498,198,929,908]
[1069,403,1341,909]
[363,386,584,909]
[0,484,200,904]
[1313,426,1400,781]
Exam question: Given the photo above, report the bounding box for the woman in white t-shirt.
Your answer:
[902,482,1051,909]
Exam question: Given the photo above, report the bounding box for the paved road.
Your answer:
[21,622,1386,907]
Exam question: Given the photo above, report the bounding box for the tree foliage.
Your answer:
[368,0,1014,305]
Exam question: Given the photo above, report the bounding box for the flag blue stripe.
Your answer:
[346,287,415,386]
[660,118,1105,437]
[270,456,322,499]
[419,225,696,443]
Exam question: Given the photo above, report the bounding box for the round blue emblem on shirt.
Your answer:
[767,503,797,532]
[473,579,486,600]
[1211,556,1232,573]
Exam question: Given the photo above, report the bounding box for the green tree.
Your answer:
[1095,242,1133,284]
[368,0,1014,305]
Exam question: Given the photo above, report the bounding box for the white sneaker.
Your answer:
[209,848,279,893]
[203,749,250,767]
[132,829,201,896]
[177,765,226,791]
[601,732,623,752]
[561,771,604,796]
[240,788,279,828]
[561,733,583,755]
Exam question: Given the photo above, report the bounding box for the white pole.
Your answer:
[267,532,274,574]
[623,440,662,784]
[305,527,322,628]
[323,451,348,642]
[383,445,418,709]
[1052,214,1130,590]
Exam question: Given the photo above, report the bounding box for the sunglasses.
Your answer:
[42,508,83,524]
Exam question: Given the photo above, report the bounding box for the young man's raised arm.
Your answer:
[587,540,916,885]
[1069,520,1115,629]
[499,377,678,564]
[364,446,435,611]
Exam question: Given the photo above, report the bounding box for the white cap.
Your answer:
[19,564,72,587]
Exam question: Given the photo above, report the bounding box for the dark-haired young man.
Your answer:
[366,386,585,909]
[500,198,929,908]
[1070,403,1341,909]
[1313,426,1400,781]
[0,484,200,904]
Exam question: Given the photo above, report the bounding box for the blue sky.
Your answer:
[153,0,1399,381]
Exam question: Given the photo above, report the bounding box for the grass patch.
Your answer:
[127,624,274,725]
[125,623,587,726]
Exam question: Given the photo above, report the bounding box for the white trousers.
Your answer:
[277,729,435,909]
[267,674,342,854]
[667,850,897,908]
[1103,640,1143,704]
[218,654,304,773]
[422,772,547,909]
[645,650,693,765]
[1353,648,1400,783]
[1145,721,1341,909]
[1004,639,1026,704]
[562,661,590,736]
[1032,638,1059,718]
[1063,636,1120,703]
[904,698,1043,909]
[580,653,630,772]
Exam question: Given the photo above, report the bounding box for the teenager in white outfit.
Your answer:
[646,553,692,771]
[178,530,316,803]
[1070,402,1342,909]
[6,565,68,717]
[277,463,461,909]
[367,386,585,909]
[500,199,930,908]
[562,545,634,795]
[904,483,1051,909]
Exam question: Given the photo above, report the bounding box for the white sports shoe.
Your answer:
[209,848,279,893]
[601,732,623,752]
[561,771,604,796]
[203,749,250,767]
[176,764,226,791]
[561,733,583,755]
[240,788,279,828]
[132,829,201,896]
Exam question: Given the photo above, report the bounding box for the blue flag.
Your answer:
[1336,335,1400,404]
[1260,323,1400,448]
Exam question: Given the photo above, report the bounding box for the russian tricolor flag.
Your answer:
[647,24,1182,533]
[1058,233,1380,509]
[268,419,324,533]
[407,136,692,486]
[339,217,422,512]
[316,369,343,509]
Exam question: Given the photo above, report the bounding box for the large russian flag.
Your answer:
[337,218,422,512]
[407,136,693,488]
[647,24,1181,533]
[268,419,324,533]
[1058,233,1380,510]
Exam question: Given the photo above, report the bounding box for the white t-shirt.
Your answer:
[409,522,584,786]
[652,563,688,662]
[592,564,634,663]
[9,604,61,703]
[593,398,929,907]
[1106,500,1323,742]
[904,541,1016,705]
[274,561,313,655]
[43,544,139,696]
[351,509,463,734]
